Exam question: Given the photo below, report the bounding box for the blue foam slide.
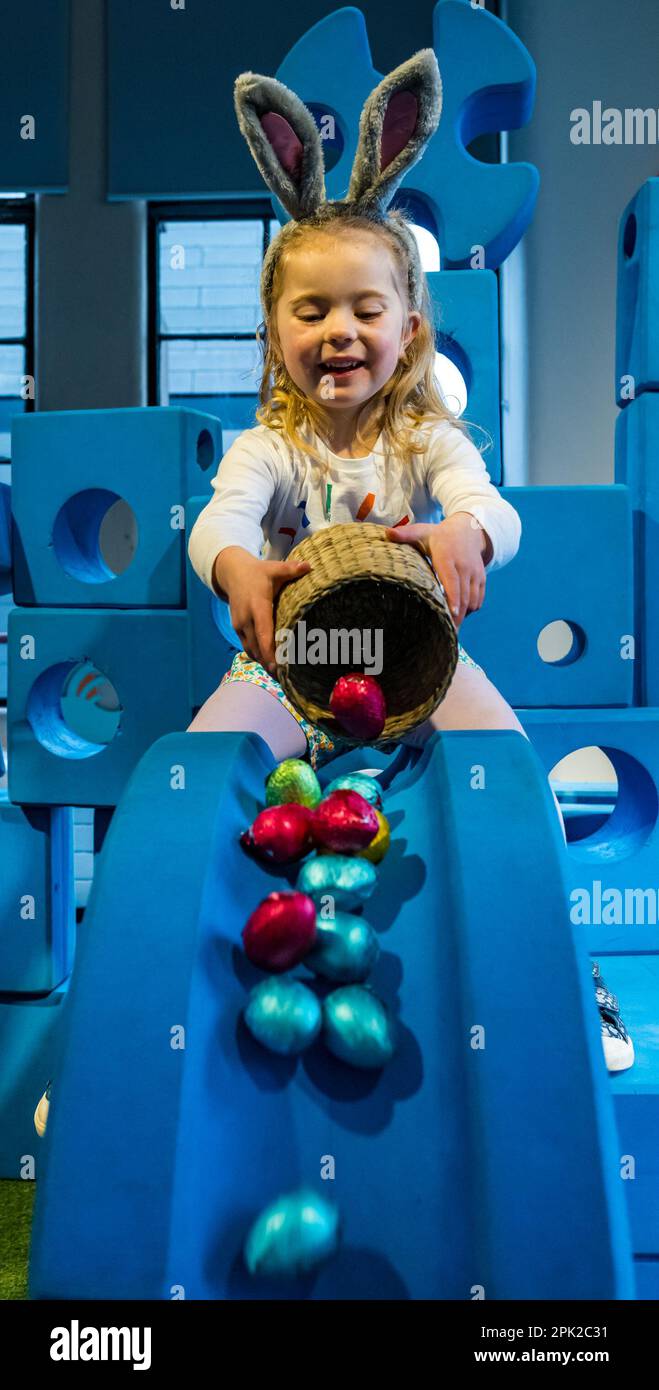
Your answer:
[29,729,634,1300]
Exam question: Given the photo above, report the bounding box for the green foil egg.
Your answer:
[265,758,322,808]
[244,1186,341,1278]
[322,985,398,1069]
[243,977,321,1055]
[296,854,377,910]
[324,772,383,810]
[305,910,380,983]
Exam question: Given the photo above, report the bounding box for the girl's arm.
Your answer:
[188,433,311,670]
[187,430,282,595]
[424,421,522,574]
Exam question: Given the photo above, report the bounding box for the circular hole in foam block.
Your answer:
[434,348,468,418]
[53,489,138,584]
[196,429,215,470]
[537,619,586,667]
[549,744,658,865]
[623,212,637,260]
[26,659,122,758]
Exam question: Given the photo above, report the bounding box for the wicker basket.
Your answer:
[274,522,458,745]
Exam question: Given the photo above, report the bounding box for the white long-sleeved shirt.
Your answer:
[187,420,521,596]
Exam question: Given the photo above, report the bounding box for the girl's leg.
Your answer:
[401,661,567,845]
[186,679,308,763]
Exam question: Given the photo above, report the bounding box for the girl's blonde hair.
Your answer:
[254,210,491,478]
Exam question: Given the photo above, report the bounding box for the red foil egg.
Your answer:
[329,673,387,740]
[311,789,379,854]
[240,803,314,864]
[242,891,317,972]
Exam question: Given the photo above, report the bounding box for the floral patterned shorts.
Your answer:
[220,644,485,772]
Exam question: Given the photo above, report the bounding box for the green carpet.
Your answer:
[0,1180,34,1300]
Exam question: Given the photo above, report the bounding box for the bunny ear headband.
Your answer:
[233,49,442,315]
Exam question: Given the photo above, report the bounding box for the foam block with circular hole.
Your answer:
[6,607,190,806]
[615,179,659,407]
[10,407,222,607]
[462,483,634,708]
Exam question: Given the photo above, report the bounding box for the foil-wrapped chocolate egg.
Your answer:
[244,977,322,1054]
[324,772,383,810]
[322,985,398,1069]
[329,673,387,740]
[244,1187,341,1278]
[240,803,314,864]
[310,789,378,853]
[304,910,380,983]
[242,891,317,972]
[357,809,391,864]
[265,758,322,809]
[296,853,377,910]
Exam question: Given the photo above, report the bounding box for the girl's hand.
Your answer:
[384,514,489,630]
[220,550,312,673]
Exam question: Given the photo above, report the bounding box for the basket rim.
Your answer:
[274,520,458,745]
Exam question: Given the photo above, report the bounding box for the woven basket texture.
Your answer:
[274,523,458,744]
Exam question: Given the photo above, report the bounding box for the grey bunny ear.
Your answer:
[234,71,326,220]
[346,49,442,215]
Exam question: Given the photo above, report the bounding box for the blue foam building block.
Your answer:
[11,408,222,608]
[463,485,634,708]
[7,608,191,807]
[29,729,633,1300]
[519,707,659,955]
[0,798,74,992]
[186,497,241,712]
[615,179,659,406]
[615,392,659,705]
[276,2,539,270]
[0,986,69,1179]
[0,479,11,592]
[634,1260,659,1298]
[605,955,659,1256]
[426,270,501,483]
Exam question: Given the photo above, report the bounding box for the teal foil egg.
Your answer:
[296,854,377,910]
[324,772,383,810]
[265,758,322,808]
[305,910,380,983]
[243,978,321,1055]
[322,985,398,1069]
[244,1186,341,1278]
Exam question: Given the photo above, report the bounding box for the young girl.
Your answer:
[185,56,633,1072]
[187,213,525,762]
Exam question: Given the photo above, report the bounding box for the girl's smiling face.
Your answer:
[274,232,421,418]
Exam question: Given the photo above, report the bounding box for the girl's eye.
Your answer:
[296,310,382,322]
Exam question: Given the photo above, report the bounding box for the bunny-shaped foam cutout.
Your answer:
[234,48,442,222]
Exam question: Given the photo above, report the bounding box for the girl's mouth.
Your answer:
[319,360,365,376]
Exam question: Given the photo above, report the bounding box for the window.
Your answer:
[0,193,35,721]
[148,200,277,448]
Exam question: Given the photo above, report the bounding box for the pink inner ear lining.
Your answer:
[260,112,304,182]
[380,90,419,172]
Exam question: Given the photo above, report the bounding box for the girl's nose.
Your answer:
[325,317,357,344]
[326,326,358,346]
